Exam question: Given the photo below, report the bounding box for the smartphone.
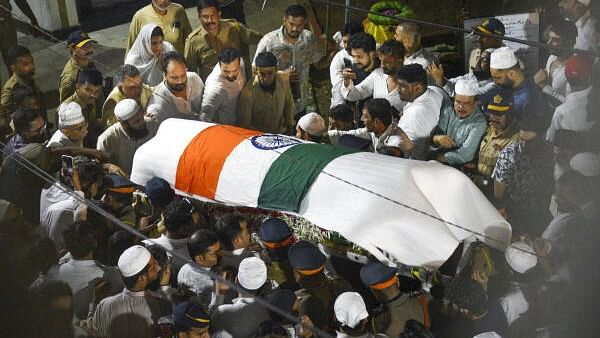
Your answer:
[61,155,74,177]
[433,53,441,67]
[343,58,353,69]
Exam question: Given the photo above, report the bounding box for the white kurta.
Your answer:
[200,62,246,125]
[146,72,204,124]
[398,86,443,141]
[341,68,405,112]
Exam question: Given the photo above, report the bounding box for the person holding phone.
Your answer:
[330,21,364,108]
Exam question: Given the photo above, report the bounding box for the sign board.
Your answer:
[464,13,540,75]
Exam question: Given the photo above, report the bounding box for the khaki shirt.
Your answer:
[237,72,295,133]
[96,117,158,175]
[59,58,95,103]
[477,121,520,178]
[127,3,191,54]
[64,92,104,148]
[102,84,154,127]
[184,19,262,80]
[0,74,43,136]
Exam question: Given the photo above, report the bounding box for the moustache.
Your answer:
[169,83,186,92]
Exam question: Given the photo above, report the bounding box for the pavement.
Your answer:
[0,0,295,123]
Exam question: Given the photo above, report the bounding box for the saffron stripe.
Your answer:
[175,125,262,199]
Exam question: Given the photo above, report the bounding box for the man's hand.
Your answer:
[533,69,548,88]
[85,149,110,163]
[137,216,155,234]
[427,63,445,86]
[433,135,456,149]
[533,237,550,257]
[435,153,448,163]
[159,265,171,287]
[342,68,356,87]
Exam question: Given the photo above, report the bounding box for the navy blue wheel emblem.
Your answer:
[251,134,301,150]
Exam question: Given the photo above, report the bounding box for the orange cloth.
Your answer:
[175,125,262,199]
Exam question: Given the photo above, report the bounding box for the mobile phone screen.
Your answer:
[343,58,353,69]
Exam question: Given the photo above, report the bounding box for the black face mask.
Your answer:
[125,123,149,140]
[168,82,186,93]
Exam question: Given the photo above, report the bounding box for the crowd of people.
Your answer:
[0,0,599,337]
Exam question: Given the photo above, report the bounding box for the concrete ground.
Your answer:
[0,0,296,123]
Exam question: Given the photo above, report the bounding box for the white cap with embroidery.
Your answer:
[334,292,369,329]
[490,47,518,70]
[298,112,325,136]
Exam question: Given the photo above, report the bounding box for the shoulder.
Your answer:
[132,5,151,19]
[61,59,76,74]
[261,29,280,41]
[170,3,186,12]
[186,27,205,41]
[221,18,239,27]
[2,75,17,90]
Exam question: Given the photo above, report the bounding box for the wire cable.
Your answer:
[309,0,597,57]
[0,140,335,338]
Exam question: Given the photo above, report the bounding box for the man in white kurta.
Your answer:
[146,52,204,125]
[199,48,246,125]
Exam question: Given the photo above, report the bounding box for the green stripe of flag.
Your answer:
[258,143,358,212]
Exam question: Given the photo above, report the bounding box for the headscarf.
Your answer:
[125,24,175,86]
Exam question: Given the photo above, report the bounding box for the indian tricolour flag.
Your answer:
[131,119,511,269]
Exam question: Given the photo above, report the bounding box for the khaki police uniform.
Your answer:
[184,19,262,80]
[127,3,191,54]
[59,58,96,103]
[0,0,16,81]
[0,73,42,139]
[101,84,153,127]
[64,91,103,147]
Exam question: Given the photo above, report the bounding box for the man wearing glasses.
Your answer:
[47,102,88,148]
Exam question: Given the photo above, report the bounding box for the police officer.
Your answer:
[0,0,38,81]
[360,261,426,337]
[0,45,42,140]
[63,69,104,148]
[102,174,137,228]
[184,0,261,81]
[59,30,97,103]
[289,240,352,332]
[258,217,298,291]
[127,0,191,54]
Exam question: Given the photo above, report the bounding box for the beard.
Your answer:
[167,82,186,93]
[125,123,149,140]
[498,82,513,89]
[285,28,300,39]
[259,81,276,92]
[146,276,161,291]
[382,67,394,75]
[225,76,237,82]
